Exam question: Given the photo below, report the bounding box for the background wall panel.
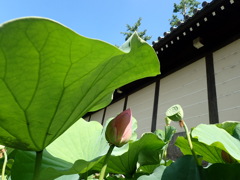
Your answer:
[90,109,104,124]
[214,39,240,123]
[104,99,125,125]
[127,84,155,136]
[84,116,91,122]
[157,59,209,132]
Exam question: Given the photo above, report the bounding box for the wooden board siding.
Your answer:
[157,59,209,132]
[127,83,155,136]
[214,39,240,123]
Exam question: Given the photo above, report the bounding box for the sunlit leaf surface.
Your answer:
[0,17,160,151]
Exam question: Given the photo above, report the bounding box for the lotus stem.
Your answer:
[99,144,115,180]
[33,150,43,180]
[181,120,201,166]
[1,149,7,180]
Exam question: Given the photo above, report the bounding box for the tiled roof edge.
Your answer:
[152,0,228,51]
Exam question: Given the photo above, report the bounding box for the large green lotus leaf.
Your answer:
[0,17,160,151]
[137,166,166,180]
[46,119,108,162]
[161,155,202,180]
[216,121,240,135]
[175,136,225,163]
[138,157,240,180]
[215,121,240,141]
[12,150,105,180]
[191,124,240,161]
[55,175,80,180]
[11,150,74,180]
[11,118,136,180]
[176,122,240,163]
[233,123,240,140]
[203,163,240,180]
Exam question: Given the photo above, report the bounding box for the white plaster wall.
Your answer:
[88,39,240,135]
[104,99,125,124]
[157,59,209,132]
[90,109,104,124]
[127,83,155,136]
[213,39,240,123]
[83,115,90,122]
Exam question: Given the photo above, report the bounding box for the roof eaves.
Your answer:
[152,0,228,52]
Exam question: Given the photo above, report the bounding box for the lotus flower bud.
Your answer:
[166,104,184,122]
[0,145,5,159]
[105,109,132,147]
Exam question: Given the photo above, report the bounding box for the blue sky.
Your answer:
[1,0,204,46]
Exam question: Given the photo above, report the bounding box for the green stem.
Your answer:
[99,145,115,180]
[163,148,167,166]
[1,149,7,180]
[163,126,169,166]
[33,151,43,180]
[182,120,201,166]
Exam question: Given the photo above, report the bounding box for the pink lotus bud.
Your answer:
[105,109,132,147]
[0,145,5,159]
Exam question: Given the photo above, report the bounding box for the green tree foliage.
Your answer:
[169,0,200,27]
[121,17,152,41]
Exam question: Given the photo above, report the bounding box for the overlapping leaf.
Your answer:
[161,155,201,180]
[175,136,224,163]
[11,118,166,180]
[191,124,240,161]
[0,17,160,151]
[176,122,240,163]
[11,118,135,180]
[137,166,166,180]
[203,163,240,180]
